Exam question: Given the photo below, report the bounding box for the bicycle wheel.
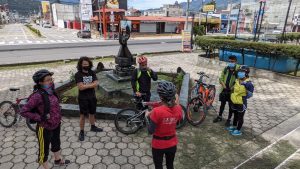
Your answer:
[0,101,17,127]
[26,118,37,132]
[187,97,207,126]
[176,104,187,129]
[207,85,216,107]
[114,108,141,135]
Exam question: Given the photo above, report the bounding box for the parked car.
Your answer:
[77,30,91,38]
[43,23,52,28]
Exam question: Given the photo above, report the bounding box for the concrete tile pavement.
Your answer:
[0,53,300,168]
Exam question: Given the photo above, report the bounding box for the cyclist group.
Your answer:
[20,55,253,169]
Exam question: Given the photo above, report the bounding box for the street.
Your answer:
[0,42,181,65]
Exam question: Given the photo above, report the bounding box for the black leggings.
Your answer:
[152,146,177,169]
[233,110,246,130]
[36,124,61,164]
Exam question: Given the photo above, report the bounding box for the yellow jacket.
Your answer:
[231,79,247,104]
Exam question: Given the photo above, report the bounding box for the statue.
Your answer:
[112,25,136,79]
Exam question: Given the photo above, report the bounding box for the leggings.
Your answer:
[152,146,177,169]
[233,110,246,130]
[36,124,61,164]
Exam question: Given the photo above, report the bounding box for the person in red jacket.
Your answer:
[21,69,70,169]
[146,81,182,169]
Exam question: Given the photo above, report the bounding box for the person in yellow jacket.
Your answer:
[227,65,254,136]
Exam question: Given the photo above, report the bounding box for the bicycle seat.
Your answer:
[9,88,20,92]
[197,72,205,75]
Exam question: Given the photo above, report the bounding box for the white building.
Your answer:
[51,3,79,27]
[144,1,184,17]
[241,0,300,32]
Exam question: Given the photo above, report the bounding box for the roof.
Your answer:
[124,16,192,22]
[94,8,126,13]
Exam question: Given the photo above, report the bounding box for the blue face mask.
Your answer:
[237,72,246,79]
[41,83,54,95]
[228,63,235,68]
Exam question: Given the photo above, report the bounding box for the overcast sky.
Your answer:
[128,0,186,10]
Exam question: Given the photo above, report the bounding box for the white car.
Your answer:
[272,30,282,34]
[43,23,52,28]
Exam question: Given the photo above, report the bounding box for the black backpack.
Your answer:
[28,90,50,124]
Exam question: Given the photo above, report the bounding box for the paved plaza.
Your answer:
[0,53,300,168]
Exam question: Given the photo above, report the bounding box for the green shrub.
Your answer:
[25,24,42,37]
[196,36,300,59]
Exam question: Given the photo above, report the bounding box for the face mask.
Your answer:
[228,63,235,68]
[82,66,90,71]
[41,83,54,95]
[237,72,246,79]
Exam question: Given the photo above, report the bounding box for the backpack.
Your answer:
[28,90,50,124]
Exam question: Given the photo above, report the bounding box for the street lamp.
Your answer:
[185,0,190,30]
[226,0,233,35]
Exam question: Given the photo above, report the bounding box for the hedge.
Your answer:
[276,32,300,44]
[25,24,42,37]
[196,36,300,59]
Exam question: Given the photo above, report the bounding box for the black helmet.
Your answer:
[157,81,176,101]
[239,65,250,76]
[32,69,54,83]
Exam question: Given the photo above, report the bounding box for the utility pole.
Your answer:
[253,1,263,41]
[98,0,102,38]
[80,2,83,34]
[257,0,266,41]
[291,6,296,32]
[281,0,293,43]
[185,0,190,30]
[199,0,204,28]
[234,4,241,38]
[102,0,107,39]
[226,0,232,35]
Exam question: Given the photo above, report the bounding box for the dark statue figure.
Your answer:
[114,25,136,78]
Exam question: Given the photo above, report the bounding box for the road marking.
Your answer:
[36,41,41,43]
[18,41,24,44]
[50,40,56,43]
[64,40,70,42]
[21,26,28,40]
[274,149,300,169]
[15,37,18,40]
[57,40,63,43]
[9,41,14,44]
[234,125,300,169]
[26,40,33,43]
[71,40,77,42]
[0,41,5,45]
[43,40,48,43]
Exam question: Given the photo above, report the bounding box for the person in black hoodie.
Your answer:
[131,55,158,109]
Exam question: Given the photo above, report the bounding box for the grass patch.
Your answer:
[285,159,300,169]
[25,24,42,37]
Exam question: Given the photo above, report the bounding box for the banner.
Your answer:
[41,1,51,20]
[203,5,215,12]
[182,31,192,52]
[107,0,119,9]
[80,0,93,21]
[120,20,132,31]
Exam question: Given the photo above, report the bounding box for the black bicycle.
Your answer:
[0,88,36,132]
[114,95,187,135]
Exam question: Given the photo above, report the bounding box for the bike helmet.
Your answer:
[238,65,250,77]
[138,56,147,64]
[157,81,177,101]
[32,69,54,83]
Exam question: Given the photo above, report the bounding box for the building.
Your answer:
[52,3,80,28]
[0,4,9,24]
[125,7,142,17]
[292,14,300,32]
[144,1,184,17]
[241,0,300,32]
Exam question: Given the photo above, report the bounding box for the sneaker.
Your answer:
[90,126,103,132]
[79,131,84,141]
[54,159,71,166]
[231,129,242,136]
[226,126,236,131]
[213,116,222,123]
[225,120,231,127]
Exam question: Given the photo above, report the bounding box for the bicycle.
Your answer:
[187,72,216,126]
[0,88,36,132]
[114,95,187,135]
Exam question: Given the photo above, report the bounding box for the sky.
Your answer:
[128,0,186,10]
